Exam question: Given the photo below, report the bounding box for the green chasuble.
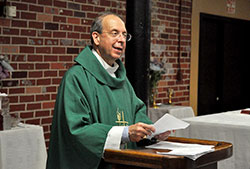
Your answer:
[46,46,152,169]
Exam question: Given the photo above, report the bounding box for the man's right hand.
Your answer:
[128,123,155,142]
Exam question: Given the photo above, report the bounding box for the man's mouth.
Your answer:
[113,46,123,51]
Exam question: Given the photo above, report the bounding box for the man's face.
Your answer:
[93,15,127,65]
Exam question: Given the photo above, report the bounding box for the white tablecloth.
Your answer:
[148,105,195,123]
[0,124,47,169]
[176,110,250,169]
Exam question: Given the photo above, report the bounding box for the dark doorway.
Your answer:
[198,13,250,116]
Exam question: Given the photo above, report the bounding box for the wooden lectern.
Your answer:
[104,137,232,169]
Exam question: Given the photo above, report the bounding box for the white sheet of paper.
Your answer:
[146,141,214,160]
[149,113,189,138]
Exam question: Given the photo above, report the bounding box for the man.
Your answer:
[46,12,170,169]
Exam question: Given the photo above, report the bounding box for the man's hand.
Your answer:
[154,130,171,141]
[128,123,155,142]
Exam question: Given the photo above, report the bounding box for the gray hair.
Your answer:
[90,12,124,45]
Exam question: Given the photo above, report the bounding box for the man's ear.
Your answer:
[92,32,100,45]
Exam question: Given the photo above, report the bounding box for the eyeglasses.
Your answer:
[101,31,132,42]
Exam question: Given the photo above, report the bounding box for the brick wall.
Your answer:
[0,0,191,147]
[151,0,192,105]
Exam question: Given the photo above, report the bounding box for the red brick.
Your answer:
[67,47,79,54]
[12,2,28,10]
[3,28,19,35]
[45,22,58,30]
[100,0,110,6]
[67,32,80,39]
[29,21,44,29]
[65,63,74,69]
[42,117,53,124]
[26,87,41,94]
[51,63,65,69]
[0,37,10,44]
[51,93,58,100]
[45,7,59,14]
[10,104,25,112]
[12,37,27,44]
[28,38,43,45]
[87,13,98,19]
[76,0,87,2]
[21,29,36,36]
[94,6,105,12]
[20,95,35,102]
[43,102,55,109]
[60,24,73,31]
[53,32,66,38]
[45,39,58,45]
[68,2,81,10]
[19,63,34,70]
[37,79,51,85]
[53,16,66,23]
[36,47,51,54]
[21,12,36,20]
[1,46,19,53]
[9,96,18,103]
[28,55,43,62]
[35,63,50,69]
[29,4,44,12]
[43,125,49,132]
[81,33,90,39]
[44,71,57,77]
[74,25,86,32]
[81,19,92,25]
[20,112,34,118]
[54,0,66,8]
[35,110,50,117]
[20,46,34,53]
[38,31,52,37]
[25,119,40,125]
[12,20,27,28]
[37,14,52,22]
[27,103,42,110]
[52,78,63,85]
[46,86,57,92]
[9,88,24,94]
[74,11,85,18]
[38,0,52,6]
[0,18,11,26]
[22,0,36,3]
[52,47,66,54]
[29,71,43,78]
[44,55,58,62]
[67,17,81,24]
[12,71,27,78]
[36,94,50,101]
[59,55,72,62]
[74,40,86,46]
[60,9,73,16]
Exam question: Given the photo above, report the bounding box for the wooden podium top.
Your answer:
[104,137,232,169]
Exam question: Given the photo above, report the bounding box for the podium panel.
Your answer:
[104,137,232,169]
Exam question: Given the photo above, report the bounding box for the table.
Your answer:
[148,105,195,123]
[104,136,232,169]
[0,124,47,169]
[175,110,250,169]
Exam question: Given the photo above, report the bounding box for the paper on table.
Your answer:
[148,113,189,139]
[146,141,214,160]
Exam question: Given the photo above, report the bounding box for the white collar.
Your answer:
[92,49,119,78]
